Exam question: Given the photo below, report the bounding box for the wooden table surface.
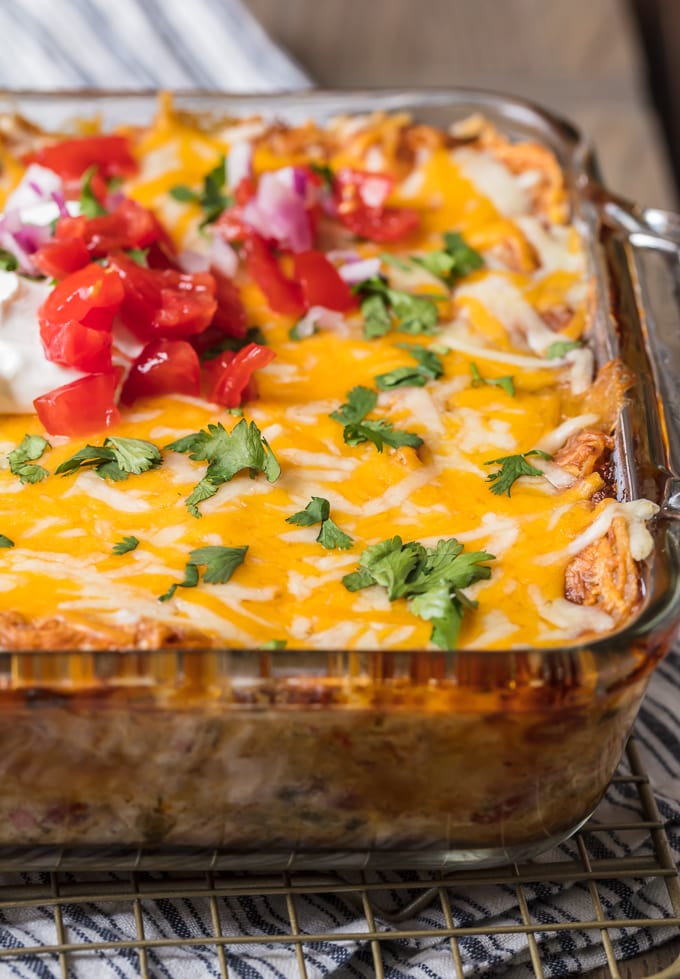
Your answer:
[244,3,680,975]
[246,0,677,210]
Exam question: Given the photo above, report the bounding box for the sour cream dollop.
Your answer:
[0,271,85,413]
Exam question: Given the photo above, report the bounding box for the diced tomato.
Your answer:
[203,342,275,407]
[34,372,121,436]
[291,250,356,312]
[25,135,137,181]
[33,237,90,279]
[215,206,252,243]
[333,167,420,243]
[210,269,248,338]
[242,235,305,317]
[339,205,421,243]
[335,168,395,211]
[234,176,257,207]
[54,198,161,257]
[39,262,124,340]
[109,254,217,341]
[40,316,113,373]
[120,339,201,404]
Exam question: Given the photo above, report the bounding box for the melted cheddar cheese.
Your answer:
[0,103,653,650]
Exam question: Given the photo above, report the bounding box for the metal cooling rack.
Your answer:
[0,738,678,979]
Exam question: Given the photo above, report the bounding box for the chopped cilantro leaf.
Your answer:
[395,342,444,379]
[0,248,19,272]
[355,277,440,338]
[188,545,248,584]
[287,496,330,527]
[125,247,149,267]
[159,545,247,601]
[317,517,353,550]
[55,437,162,481]
[469,362,515,397]
[308,162,334,189]
[341,535,494,649]
[361,293,392,338]
[112,536,139,555]
[330,385,423,453]
[330,386,377,425]
[344,419,424,451]
[376,342,445,389]
[0,534,14,548]
[389,231,483,288]
[287,496,353,549]
[375,366,429,390]
[546,339,582,359]
[166,419,280,516]
[8,434,51,484]
[169,156,233,227]
[169,185,198,203]
[159,562,200,602]
[79,165,108,218]
[386,289,440,334]
[484,449,552,496]
[261,639,287,649]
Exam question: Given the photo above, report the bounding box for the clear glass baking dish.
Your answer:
[1,89,679,873]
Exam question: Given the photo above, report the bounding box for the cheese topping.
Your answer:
[0,104,656,650]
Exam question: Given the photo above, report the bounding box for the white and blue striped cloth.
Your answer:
[0,2,678,975]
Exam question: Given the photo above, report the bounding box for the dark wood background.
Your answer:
[245,0,677,209]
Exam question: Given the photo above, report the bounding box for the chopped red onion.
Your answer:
[209,234,239,278]
[177,249,212,273]
[226,141,253,189]
[294,305,348,338]
[4,164,64,212]
[242,170,312,253]
[337,256,381,283]
[50,190,69,219]
[13,223,51,254]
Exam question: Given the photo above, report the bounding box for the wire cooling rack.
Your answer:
[0,738,678,979]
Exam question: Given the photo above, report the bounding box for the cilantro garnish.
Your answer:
[79,165,108,218]
[0,534,14,548]
[0,248,19,272]
[412,231,484,285]
[166,418,281,517]
[112,536,139,555]
[286,496,353,550]
[354,277,440,339]
[55,437,162,482]
[376,342,445,390]
[545,339,582,359]
[469,362,515,397]
[125,247,149,267]
[169,156,233,227]
[8,434,51,485]
[199,326,267,362]
[159,545,247,602]
[342,535,494,649]
[330,386,424,452]
[330,386,377,425]
[262,639,288,649]
[308,161,334,190]
[484,449,552,496]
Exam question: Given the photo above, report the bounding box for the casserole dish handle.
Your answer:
[601,197,680,514]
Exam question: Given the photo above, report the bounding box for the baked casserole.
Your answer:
[0,91,675,868]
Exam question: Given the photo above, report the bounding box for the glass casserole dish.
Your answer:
[0,88,679,872]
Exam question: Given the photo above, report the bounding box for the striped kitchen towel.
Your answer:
[0,1,679,976]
